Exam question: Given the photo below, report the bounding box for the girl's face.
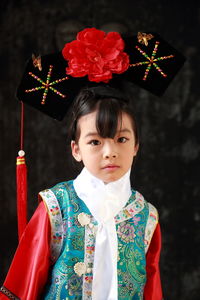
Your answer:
[71,110,139,183]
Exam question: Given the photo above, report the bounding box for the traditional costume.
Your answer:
[1,169,162,300]
[0,28,185,300]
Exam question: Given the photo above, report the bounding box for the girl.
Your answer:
[0,85,162,300]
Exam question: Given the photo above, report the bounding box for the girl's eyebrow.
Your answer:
[118,128,132,134]
[84,128,132,139]
[84,132,99,138]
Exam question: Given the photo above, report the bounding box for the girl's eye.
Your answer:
[89,140,101,146]
[118,137,128,143]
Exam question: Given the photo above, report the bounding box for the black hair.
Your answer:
[67,85,139,145]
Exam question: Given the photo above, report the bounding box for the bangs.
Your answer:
[95,98,123,138]
[68,86,139,145]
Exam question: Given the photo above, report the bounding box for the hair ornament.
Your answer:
[137,32,154,46]
[17,27,186,120]
[32,54,42,71]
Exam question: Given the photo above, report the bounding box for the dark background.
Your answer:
[0,0,200,299]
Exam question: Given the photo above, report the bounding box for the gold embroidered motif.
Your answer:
[137,32,154,46]
[32,53,42,71]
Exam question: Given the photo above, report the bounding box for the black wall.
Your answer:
[0,1,200,299]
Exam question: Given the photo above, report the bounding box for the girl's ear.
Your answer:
[71,140,82,162]
[133,143,139,157]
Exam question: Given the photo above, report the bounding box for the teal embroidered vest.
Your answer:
[40,180,158,300]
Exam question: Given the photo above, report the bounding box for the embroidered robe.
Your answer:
[0,180,162,300]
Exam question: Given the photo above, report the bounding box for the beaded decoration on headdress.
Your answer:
[130,35,175,81]
[25,64,69,105]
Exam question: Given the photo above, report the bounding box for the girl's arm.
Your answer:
[0,201,51,300]
[144,223,163,300]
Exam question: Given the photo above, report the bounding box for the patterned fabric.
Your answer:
[39,189,64,263]
[144,203,158,253]
[40,180,158,300]
[117,207,148,299]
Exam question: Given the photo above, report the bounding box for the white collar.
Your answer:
[73,167,131,300]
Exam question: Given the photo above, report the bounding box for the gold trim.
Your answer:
[16,162,25,165]
[16,158,25,165]
[17,158,25,161]
[0,286,20,300]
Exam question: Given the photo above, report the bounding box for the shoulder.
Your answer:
[38,180,75,223]
[147,201,159,223]
[132,189,159,220]
[132,189,159,252]
[39,180,73,203]
[46,180,74,194]
[38,181,74,263]
[138,191,159,252]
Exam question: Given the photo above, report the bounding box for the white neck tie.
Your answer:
[73,167,131,300]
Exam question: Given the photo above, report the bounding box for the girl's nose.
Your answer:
[103,141,118,159]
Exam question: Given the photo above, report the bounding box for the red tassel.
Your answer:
[16,154,28,240]
[16,101,28,241]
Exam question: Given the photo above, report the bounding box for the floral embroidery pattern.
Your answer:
[72,235,84,251]
[82,217,97,299]
[52,233,62,244]
[43,182,94,299]
[116,193,149,300]
[117,222,136,243]
[67,274,83,297]
[115,191,144,224]
[50,205,59,215]
[144,203,158,253]
[118,269,143,299]
[132,216,141,225]
[39,189,64,263]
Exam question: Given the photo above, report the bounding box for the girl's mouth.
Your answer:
[103,165,119,170]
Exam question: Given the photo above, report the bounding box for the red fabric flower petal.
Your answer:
[89,70,112,83]
[77,28,105,46]
[108,52,130,73]
[106,32,125,51]
[62,27,130,83]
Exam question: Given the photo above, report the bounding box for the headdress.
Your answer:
[16,27,185,238]
[17,28,185,120]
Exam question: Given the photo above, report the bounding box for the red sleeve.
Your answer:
[0,201,51,300]
[144,223,163,300]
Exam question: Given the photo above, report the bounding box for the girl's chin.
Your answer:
[87,168,126,183]
[101,173,124,184]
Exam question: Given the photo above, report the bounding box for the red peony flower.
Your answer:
[62,28,130,83]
